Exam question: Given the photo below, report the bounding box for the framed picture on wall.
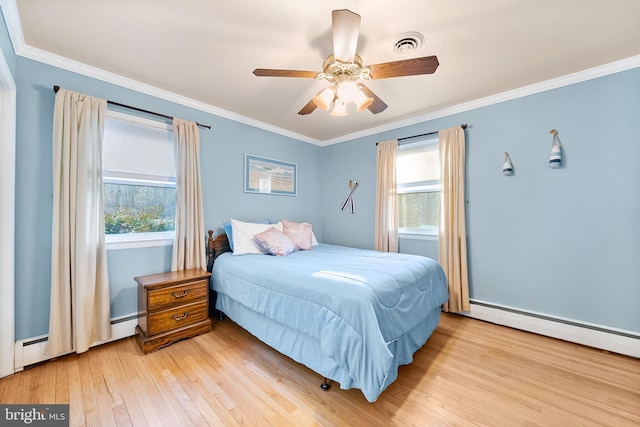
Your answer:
[244,154,297,196]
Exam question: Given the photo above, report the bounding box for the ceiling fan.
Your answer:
[253,9,439,116]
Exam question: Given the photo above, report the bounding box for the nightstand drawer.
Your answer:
[135,268,212,354]
[147,300,209,336]
[148,279,209,311]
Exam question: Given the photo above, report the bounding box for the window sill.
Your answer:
[106,232,174,251]
[398,232,439,241]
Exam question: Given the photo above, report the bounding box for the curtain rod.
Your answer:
[397,123,467,142]
[53,85,211,130]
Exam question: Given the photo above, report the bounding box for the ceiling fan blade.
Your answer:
[253,69,318,78]
[332,9,361,63]
[368,55,439,79]
[360,85,388,114]
[298,98,318,115]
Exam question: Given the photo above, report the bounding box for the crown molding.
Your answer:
[320,54,640,146]
[0,1,321,145]
[2,1,639,147]
[18,44,321,145]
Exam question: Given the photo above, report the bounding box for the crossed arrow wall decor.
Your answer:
[340,180,358,214]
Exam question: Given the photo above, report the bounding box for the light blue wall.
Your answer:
[321,69,640,333]
[13,57,322,340]
[7,11,638,339]
[462,71,640,331]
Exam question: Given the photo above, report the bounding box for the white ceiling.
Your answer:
[11,0,640,144]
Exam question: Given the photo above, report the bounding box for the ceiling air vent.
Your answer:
[393,32,425,54]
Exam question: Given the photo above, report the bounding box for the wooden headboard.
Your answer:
[207,230,231,272]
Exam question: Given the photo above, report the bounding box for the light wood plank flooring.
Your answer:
[1,313,638,426]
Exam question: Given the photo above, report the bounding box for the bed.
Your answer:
[206,220,448,402]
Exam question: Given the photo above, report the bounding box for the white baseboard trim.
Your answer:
[14,314,138,372]
[463,300,640,359]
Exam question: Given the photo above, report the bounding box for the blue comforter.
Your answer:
[212,244,448,402]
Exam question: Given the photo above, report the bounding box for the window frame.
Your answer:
[103,110,175,251]
[397,137,440,240]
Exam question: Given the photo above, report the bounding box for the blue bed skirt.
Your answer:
[216,293,442,402]
[211,244,448,402]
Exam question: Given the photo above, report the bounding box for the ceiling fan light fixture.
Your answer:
[335,81,373,112]
[353,89,374,112]
[313,87,335,111]
[330,99,348,116]
[336,81,359,102]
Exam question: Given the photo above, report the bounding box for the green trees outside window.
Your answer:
[104,183,175,234]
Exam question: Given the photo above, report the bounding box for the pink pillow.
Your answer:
[253,227,295,256]
[282,219,313,251]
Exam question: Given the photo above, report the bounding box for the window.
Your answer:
[103,111,175,249]
[397,138,440,238]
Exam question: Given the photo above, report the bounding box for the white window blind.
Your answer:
[103,111,176,249]
[397,140,440,186]
[397,138,441,237]
[103,115,175,186]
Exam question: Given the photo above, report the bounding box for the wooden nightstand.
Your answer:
[135,268,212,354]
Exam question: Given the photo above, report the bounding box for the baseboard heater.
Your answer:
[463,300,639,359]
[14,314,139,372]
[13,302,640,370]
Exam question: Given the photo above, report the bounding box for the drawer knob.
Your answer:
[172,312,190,321]
[171,290,190,298]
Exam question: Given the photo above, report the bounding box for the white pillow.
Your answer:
[230,218,283,255]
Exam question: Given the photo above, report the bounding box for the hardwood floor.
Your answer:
[1,313,638,426]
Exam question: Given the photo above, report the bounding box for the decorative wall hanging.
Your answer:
[502,152,514,176]
[340,180,358,214]
[244,154,297,196]
[549,129,562,169]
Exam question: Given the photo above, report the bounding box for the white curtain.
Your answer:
[172,118,206,270]
[45,88,111,357]
[438,126,470,312]
[374,139,399,252]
